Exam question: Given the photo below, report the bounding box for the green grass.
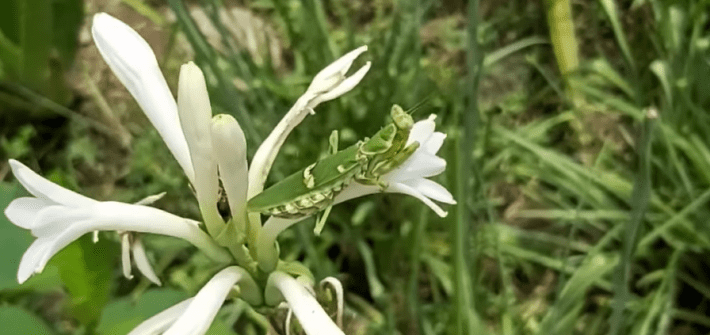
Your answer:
[3,0,710,334]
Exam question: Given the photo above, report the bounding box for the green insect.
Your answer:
[247,105,420,220]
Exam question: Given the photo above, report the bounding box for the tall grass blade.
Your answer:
[609,108,657,335]
[451,0,484,333]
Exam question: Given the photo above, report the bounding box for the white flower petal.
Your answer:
[177,62,222,231]
[5,197,48,229]
[332,183,380,205]
[401,179,456,204]
[387,183,448,217]
[30,206,91,238]
[9,160,95,207]
[266,272,344,335]
[211,114,249,227]
[17,237,53,283]
[423,132,446,154]
[311,62,371,104]
[92,13,194,182]
[128,298,194,335]
[164,267,251,335]
[388,152,446,181]
[258,217,301,272]
[132,237,162,286]
[406,115,436,146]
[307,46,368,94]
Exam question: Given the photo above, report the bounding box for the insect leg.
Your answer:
[329,130,339,154]
[372,141,421,176]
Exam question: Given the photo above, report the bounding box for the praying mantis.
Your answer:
[247,105,419,220]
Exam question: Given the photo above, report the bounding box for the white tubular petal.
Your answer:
[9,160,95,207]
[164,266,250,335]
[311,62,371,105]
[307,46,368,94]
[4,197,48,229]
[211,114,249,227]
[390,153,446,181]
[29,207,90,237]
[132,237,162,285]
[17,202,231,283]
[91,13,194,182]
[128,298,194,335]
[121,233,133,279]
[177,62,222,232]
[17,237,53,283]
[266,272,344,335]
[406,115,437,146]
[257,217,302,271]
[402,179,456,204]
[332,184,380,205]
[423,132,446,154]
[387,183,448,217]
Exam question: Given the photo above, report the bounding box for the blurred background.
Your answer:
[2,0,710,334]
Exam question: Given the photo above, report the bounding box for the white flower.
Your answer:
[257,114,455,268]
[265,272,344,335]
[334,114,456,217]
[3,160,232,284]
[128,266,261,335]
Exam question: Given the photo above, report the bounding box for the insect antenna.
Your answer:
[406,95,433,115]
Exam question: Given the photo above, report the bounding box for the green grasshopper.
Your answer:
[247,105,420,220]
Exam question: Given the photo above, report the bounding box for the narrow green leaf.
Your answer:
[610,109,656,335]
[19,0,52,92]
[598,0,637,73]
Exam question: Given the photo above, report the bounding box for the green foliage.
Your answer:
[0,0,83,108]
[0,305,55,335]
[54,236,117,328]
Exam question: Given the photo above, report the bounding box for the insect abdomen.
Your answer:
[260,168,358,218]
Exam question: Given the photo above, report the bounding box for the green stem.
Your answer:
[545,0,581,103]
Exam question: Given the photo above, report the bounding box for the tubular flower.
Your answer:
[334,114,456,217]
[3,160,232,284]
[258,114,455,267]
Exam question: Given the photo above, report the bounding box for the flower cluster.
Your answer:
[3,13,454,335]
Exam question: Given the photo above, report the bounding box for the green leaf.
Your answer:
[0,306,55,335]
[55,235,118,327]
